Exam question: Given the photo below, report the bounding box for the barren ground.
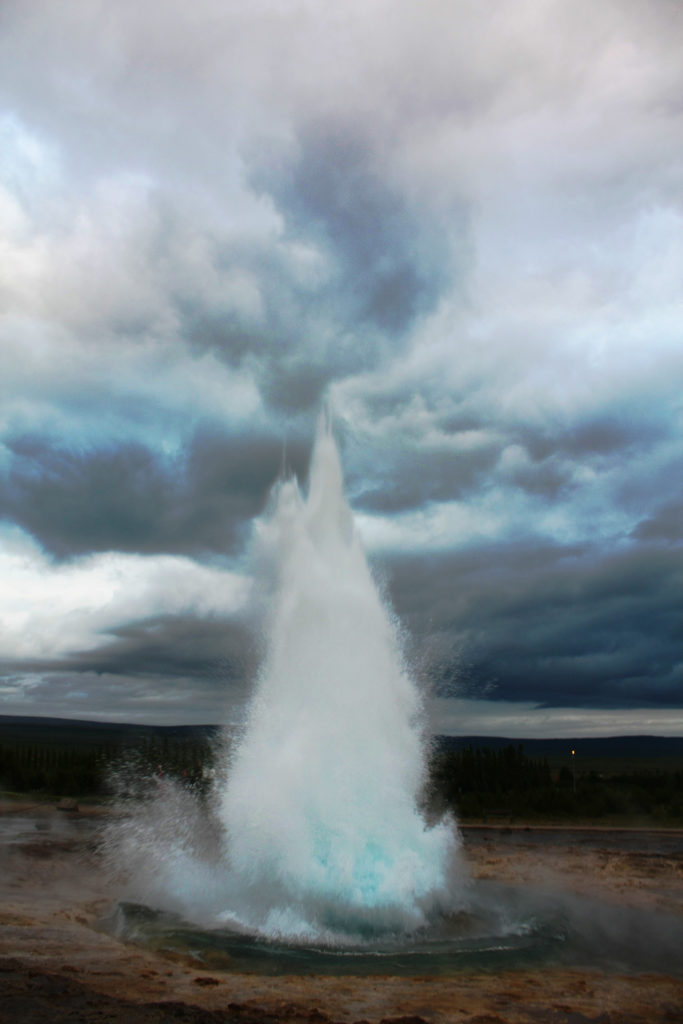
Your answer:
[1,802,682,1024]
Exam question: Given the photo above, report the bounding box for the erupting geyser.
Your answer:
[217,415,460,939]
[111,415,462,944]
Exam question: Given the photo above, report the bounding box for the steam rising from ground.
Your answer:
[109,417,461,942]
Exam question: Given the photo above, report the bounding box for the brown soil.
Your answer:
[1,806,682,1024]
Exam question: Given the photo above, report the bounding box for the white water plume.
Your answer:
[109,415,462,942]
[216,415,460,938]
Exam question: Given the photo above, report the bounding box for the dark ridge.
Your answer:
[0,715,220,749]
[433,735,683,758]
[1,716,682,757]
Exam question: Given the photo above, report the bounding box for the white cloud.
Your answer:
[353,458,645,554]
[0,313,262,449]
[0,526,250,661]
[356,502,504,555]
[430,697,683,739]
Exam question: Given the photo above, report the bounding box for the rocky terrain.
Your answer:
[1,803,682,1024]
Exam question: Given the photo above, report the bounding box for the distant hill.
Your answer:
[433,734,683,758]
[1,715,682,758]
[0,715,220,749]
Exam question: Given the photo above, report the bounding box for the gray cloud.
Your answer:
[70,615,256,688]
[0,668,237,726]
[250,120,456,335]
[0,0,682,728]
[1,432,310,559]
[499,415,667,502]
[386,539,683,709]
[632,500,683,545]
[519,416,659,462]
[351,443,502,513]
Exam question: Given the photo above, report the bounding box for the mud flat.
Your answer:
[1,804,682,1024]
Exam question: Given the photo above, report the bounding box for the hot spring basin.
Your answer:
[104,880,683,978]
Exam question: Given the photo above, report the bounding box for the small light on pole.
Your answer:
[571,749,576,794]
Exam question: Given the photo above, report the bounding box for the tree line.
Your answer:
[0,735,217,797]
[426,743,683,823]
[2,735,682,823]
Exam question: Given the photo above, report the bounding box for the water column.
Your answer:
[218,416,460,939]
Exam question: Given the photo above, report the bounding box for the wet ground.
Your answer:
[1,803,682,1023]
[464,824,683,857]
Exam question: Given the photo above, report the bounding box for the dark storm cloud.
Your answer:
[0,432,310,559]
[346,405,668,515]
[631,500,683,545]
[350,442,502,513]
[250,120,456,335]
[503,458,570,502]
[178,291,336,416]
[169,204,445,416]
[0,0,681,731]
[386,539,683,710]
[517,413,665,463]
[172,116,465,415]
[69,614,256,688]
[0,609,260,716]
[339,383,677,519]
[499,415,661,502]
[2,437,170,558]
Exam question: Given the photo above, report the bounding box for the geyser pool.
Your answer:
[110,416,462,942]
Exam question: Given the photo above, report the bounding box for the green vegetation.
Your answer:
[0,721,218,799]
[1,718,682,825]
[427,743,683,825]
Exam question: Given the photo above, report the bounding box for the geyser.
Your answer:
[217,416,460,938]
[109,415,461,943]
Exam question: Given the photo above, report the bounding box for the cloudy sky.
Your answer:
[1,0,682,737]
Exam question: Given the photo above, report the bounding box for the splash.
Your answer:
[109,416,461,943]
